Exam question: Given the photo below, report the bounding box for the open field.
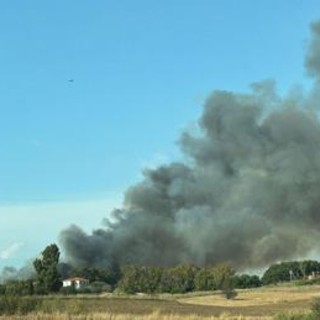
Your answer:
[0,312,272,320]
[179,285,320,310]
[1,285,319,319]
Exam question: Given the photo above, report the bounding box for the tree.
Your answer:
[139,266,163,294]
[210,263,237,299]
[232,274,261,289]
[159,264,197,294]
[299,260,320,278]
[262,261,302,285]
[194,267,218,291]
[118,265,163,294]
[194,268,210,291]
[70,267,111,283]
[33,244,61,293]
[118,265,141,294]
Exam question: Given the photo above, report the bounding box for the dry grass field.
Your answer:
[0,310,275,320]
[0,311,273,320]
[1,285,319,319]
[179,285,320,312]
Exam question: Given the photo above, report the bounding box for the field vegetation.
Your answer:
[2,244,320,319]
[0,286,320,319]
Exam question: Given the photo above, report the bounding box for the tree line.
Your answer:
[1,243,319,296]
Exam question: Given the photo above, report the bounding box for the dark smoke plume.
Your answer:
[60,21,320,270]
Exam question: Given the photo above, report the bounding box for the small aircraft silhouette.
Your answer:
[68,79,74,83]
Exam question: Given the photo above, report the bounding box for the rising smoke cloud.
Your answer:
[60,21,320,270]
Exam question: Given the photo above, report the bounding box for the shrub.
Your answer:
[223,287,237,300]
[194,268,216,291]
[159,264,197,294]
[86,281,112,293]
[262,260,320,285]
[232,274,261,289]
[4,280,34,296]
[0,285,5,295]
[0,296,39,315]
[274,313,315,320]
[310,298,320,319]
[59,285,76,295]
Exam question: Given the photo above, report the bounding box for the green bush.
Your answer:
[223,287,237,300]
[274,313,309,320]
[119,265,164,294]
[310,298,320,319]
[17,298,39,315]
[233,274,261,289]
[86,281,112,293]
[263,260,320,285]
[194,268,217,291]
[0,296,39,315]
[4,280,34,296]
[60,285,77,295]
[159,264,197,294]
[262,262,302,285]
[0,285,5,295]
[294,277,320,286]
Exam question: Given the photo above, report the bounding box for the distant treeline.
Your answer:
[1,244,320,296]
[262,260,320,285]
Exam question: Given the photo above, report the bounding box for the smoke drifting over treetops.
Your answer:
[60,21,320,270]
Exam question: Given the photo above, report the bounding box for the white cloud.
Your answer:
[0,242,24,260]
[0,193,123,267]
[0,193,122,232]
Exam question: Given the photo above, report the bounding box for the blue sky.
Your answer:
[0,0,319,269]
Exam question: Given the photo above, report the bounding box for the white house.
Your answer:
[62,277,89,290]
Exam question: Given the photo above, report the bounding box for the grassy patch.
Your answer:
[1,285,320,319]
